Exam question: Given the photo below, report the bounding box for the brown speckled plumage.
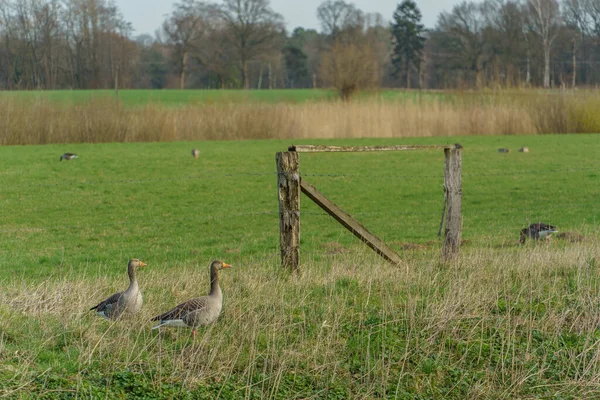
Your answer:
[90,259,147,319]
[151,260,231,335]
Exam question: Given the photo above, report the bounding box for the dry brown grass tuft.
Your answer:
[2,241,600,396]
[3,90,600,145]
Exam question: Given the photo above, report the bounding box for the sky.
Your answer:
[116,0,462,37]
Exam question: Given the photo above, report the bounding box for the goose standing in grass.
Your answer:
[60,153,78,161]
[151,260,232,337]
[192,149,200,159]
[90,259,147,319]
[520,223,558,244]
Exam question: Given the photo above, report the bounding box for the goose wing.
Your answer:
[90,291,123,312]
[538,223,557,231]
[151,297,208,322]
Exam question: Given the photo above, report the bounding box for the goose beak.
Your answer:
[222,263,232,269]
[140,261,147,267]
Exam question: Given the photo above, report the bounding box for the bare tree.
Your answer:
[316,0,362,37]
[436,2,488,88]
[481,0,528,86]
[163,0,215,89]
[527,0,560,88]
[562,0,589,86]
[33,0,62,89]
[320,38,380,100]
[220,0,284,89]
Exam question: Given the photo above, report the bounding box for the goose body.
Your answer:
[152,260,231,336]
[520,223,558,244]
[60,153,78,161]
[192,149,200,159]
[90,259,147,319]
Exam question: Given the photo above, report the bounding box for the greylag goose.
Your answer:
[192,149,200,159]
[60,153,78,161]
[520,223,558,244]
[90,259,147,319]
[498,148,510,153]
[151,260,232,337]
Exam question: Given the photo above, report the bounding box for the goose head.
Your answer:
[128,258,147,269]
[210,259,232,273]
[127,258,147,278]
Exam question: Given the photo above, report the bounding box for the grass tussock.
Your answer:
[3,90,600,145]
[2,242,600,397]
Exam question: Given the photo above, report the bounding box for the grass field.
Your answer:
[0,89,445,107]
[1,135,600,397]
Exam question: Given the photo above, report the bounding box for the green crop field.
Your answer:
[1,134,600,398]
[0,88,448,107]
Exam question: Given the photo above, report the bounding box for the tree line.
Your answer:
[0,0,597,92]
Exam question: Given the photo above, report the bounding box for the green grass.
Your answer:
[1,135,600,398]
[0,89,445,107]
[1,135,599,280]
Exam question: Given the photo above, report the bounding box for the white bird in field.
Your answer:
[192,149,200,159]
[90,259,147,319]
[60,153,78,161]
[151,260,232,337]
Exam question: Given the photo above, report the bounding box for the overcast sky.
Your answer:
[116,0,461,37]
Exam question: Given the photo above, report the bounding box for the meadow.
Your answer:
[1,133,600,398]
[0,88,435,106]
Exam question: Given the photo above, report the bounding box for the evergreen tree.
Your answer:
[391,0,426,88]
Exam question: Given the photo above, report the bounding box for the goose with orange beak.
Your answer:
[90,259,147,319]
[151,260,232,337]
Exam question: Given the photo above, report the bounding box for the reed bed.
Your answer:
[2,90,600,145]
[2,241,600,397]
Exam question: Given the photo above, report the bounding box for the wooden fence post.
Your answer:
[442,146,463,261]
[276,151,300,271]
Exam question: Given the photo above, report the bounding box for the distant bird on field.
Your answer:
[60,153,78,161]
[519,147,530,153]
[520,223,558,244]
[192,149,200,159]
[498,148,510,153]
[90,259,147,319]
[151,260,231,338]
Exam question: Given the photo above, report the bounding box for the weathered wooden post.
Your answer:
[276,151,300,271]
[442,145,463,261]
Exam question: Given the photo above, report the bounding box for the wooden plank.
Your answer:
[289,144,459,153]
[442,147,463,261]
[276,152,300,271]
[300,179,402,266]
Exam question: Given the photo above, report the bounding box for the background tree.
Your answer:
[433,1,488,88]
[219,0,284,89]
[316,0,362,38]
[526,0,560,88]
[390,0,426,88]
[481,0,528,87]
[162,0,214,89]
[319,13,383,100]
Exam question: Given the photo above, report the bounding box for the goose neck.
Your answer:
[209,267,221,297]
[127,264,138,292]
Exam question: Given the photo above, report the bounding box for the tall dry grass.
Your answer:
[2,90,600,145]
[2,241,600,397]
